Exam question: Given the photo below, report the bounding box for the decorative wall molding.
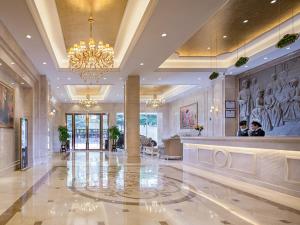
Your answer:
[285,156,300,184]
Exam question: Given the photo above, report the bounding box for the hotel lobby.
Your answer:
[0,0,300,224]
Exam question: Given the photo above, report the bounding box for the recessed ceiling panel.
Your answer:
[65,85,110,100]
[55,0,128,50]
[178,0,300,57]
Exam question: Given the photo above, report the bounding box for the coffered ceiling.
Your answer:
[178,0,300,57]
[55,0,127,50]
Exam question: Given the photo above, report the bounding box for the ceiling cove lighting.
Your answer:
[68,14,114,82]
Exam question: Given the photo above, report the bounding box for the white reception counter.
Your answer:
[180,137,300,202]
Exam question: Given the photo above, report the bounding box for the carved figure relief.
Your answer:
[238,79,252,122]
[239,59,300,136]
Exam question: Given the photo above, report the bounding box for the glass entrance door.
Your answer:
[74,114,87,150]
[66,113,108,150]
[88,114,101,149]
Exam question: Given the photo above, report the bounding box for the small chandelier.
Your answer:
[80,94,97,110]
[146,94,165,108]
[68,15,114,81]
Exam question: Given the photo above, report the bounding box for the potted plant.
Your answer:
[194,124,204,136]
[276,33,299,48]
[209,72,219,80]
[235,57,249,67]
[108,125,121,152]
[58,126,70,152]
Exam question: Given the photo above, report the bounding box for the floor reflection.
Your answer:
[2,151,300,225]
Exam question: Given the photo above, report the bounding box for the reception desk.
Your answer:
[181,137,300,200]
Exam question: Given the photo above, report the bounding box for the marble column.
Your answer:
[125,75,140,163]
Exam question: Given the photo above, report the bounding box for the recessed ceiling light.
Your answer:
[103,77,107,80]
[264,57,268,60]
[243,19,248,23]
[0,63,2,66]
[161,33,167,37]
[207,47,211,50]
[11,62,15,65]
[270,0,277,4]
[140,62,144,66]
[244,65,248,68]
[11,82,15,85]
[229,72,233,75]
[223,35,228,39]
[142,78,145,81]
[286,47,291,50]
[21,82,25,85]
[42,62,47,65]
[57,86,60,89]
[26,34,32,39]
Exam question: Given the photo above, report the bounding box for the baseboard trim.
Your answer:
[0,160,20,176]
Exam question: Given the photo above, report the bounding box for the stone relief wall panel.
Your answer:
[239,56,300,136]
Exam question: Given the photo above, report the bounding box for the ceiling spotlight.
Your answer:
[264,57,268,60]
[207,47,211,50]
[161,33,167,37]
[270,0,277,4]
[103,77,107,80]
[244,65,248,68]
[0,63,2,66]
[140,62,144,66]
[11,82,15,85]
[42,62,47,65]
[26,34,32,39]
[223,35,228,39]
[21,82,25,85]
[243,19,248,23]
[57,86,60,89]
[11,62,15,65]
[286,47,291,50]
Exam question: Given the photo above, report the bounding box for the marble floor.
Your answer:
[0,151,300,225]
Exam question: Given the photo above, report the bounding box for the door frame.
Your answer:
[65,113,109,150]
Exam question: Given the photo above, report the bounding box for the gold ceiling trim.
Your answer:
[178,0,300,57]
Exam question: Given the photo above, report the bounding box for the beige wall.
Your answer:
[0,71,33,173]
[167,79,226,137]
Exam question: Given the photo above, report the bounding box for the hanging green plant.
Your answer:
[276,33,299,48]
[235,57,249,67]
[209,72,219,80]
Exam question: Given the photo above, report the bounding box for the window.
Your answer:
[116,113,158,142]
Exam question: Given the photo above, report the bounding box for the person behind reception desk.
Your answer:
[237,120,249,136]
[249,121,265,136]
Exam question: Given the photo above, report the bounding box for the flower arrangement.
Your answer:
[276,33,299,48]
[235,57,249,67]
[194,124,204,136]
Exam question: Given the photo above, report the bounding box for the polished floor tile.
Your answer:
[0,151,299,225]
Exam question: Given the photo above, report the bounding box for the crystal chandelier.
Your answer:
[80,94,97,110]
[68,15,114,81]
[146,94,165,108]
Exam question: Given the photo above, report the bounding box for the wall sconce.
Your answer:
[210,106,219,113]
